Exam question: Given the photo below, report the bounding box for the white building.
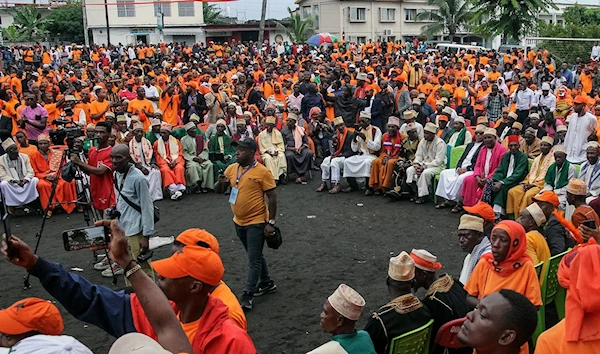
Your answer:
[84,0,205,45]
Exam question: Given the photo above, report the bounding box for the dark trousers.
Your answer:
[235,222,271,294]
[516,109,529,124]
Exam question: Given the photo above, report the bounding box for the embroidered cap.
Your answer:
[525,203,547,226]
[458,214,484,233]
[1,137,16,150]
[541,136,554,145]
[265,116,277,125]
[327,284,365,321]
[333,116,344,126]
[424,122,438,134]
[387,116,400,127]
[566,179,587,196]
[184,122,196,131]
[388,251,415,281]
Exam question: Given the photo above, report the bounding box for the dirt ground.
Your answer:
[0,177,465,354]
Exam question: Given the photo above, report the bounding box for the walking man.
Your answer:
[215,137,278,311]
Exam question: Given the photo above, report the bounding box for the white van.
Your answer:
[435,43,487,54]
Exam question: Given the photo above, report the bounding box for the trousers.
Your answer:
[235,222,271,294]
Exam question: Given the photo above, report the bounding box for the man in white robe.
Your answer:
[436,124,485,207]
[0,138,39,212]
[343,111,382,192]
[564,96,598,164]
[257,116,287,183]
[579,141,600,204]
[406,122,447,203]
[128,122,163,201]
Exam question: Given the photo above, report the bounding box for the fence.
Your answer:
[523,37,599,65]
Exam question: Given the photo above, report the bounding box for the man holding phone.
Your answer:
[109,144,155,281]
[19,92,48,146]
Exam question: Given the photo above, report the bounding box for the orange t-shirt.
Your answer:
[90,100,110,123]
[211,281,247,330]
[535,319,600,354]
[44,103,60,126]
[128,98,154,131]
[42,52,51,65]
[179,316,200,344]
[159,93,180,126]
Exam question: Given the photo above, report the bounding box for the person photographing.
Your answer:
[215,137,278,311]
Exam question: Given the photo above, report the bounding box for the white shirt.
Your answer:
[400,122,424,139]
[460,142,482,169]
[565,111,598,163]
[511,88,535,110]
[535,92,556,112]
[143,84,159,109]
[592,45,600,60]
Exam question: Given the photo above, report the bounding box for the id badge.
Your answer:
[229,187,239,205]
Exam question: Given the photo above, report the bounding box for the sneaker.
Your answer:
[240,292,254,311]
[101,263,124,277]
[94,257,110,270]
[174,191,183,200]
[254,280,277,297]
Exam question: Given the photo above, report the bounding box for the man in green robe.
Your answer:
[172,113,202,140]
[181,122,214,193]
[447,116,472,148]
[541,145,578,209]
[491,135,529,217]
[208,119,236,180]
[145,118,162,145]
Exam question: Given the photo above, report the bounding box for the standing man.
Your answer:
[565,96,598,164]
[20,93,48,146]
[110,144,155,282]
[215,137,278,311]
[510,79,535,124]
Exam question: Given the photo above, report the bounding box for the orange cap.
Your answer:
[209,78,220,85]
[574,96,588,104]
[0,298,64,336]
[152,246,224,286]
[437,115,449,122]
[463,202,495,222]
[533,190,560,208]
[176,229,220,254]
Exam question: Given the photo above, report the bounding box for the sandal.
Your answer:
[451,205,464,213]
[414,198,427,204]
[316,183,328,192]
[435,202,450,209]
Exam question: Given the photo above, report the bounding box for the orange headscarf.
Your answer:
[482,220,531,277]
[558,240,600,342]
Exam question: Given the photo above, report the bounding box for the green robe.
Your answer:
[208,134,236,176]
[331,330,376,354]
[172,126,202,140]
[146,131,160,145]
[181,132,215,189]
[492,150,529,208]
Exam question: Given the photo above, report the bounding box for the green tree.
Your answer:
[471,0,557,41]
[1,25,25,42]
[562,5,600,26]
[12,6,49,40]
[276,7,314,43]
[46,4,84,43]
[203,3,223,25]
[416,0,472,42]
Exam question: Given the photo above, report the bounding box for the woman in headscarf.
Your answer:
[266,82,287,125]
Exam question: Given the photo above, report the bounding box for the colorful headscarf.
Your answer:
[482,220,531,277]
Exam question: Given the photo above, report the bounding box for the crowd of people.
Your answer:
[1,39,600,354]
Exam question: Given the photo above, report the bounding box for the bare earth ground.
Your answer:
[0,177,464,354]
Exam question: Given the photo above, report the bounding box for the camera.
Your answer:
[105,207,121,220]
[49,119,84,150]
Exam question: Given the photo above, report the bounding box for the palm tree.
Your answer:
[1,25,25,42]
[276,7,314,43]
[415,0,472,43]
[202,3,223,25]
[12,6,49,40]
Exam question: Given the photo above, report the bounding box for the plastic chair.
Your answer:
[433,146,465,203]
[574,163,581,178]
[535,261,543,281]
[388,319,434,354]
[532,250,569,346]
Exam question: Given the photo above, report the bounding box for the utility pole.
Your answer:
[104,0,110,45]
[257,0,267,45]
[82,0,90,47]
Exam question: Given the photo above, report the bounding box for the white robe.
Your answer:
[564,111,597,164]
[436,142,481,201]
[135,141,163,201]
[343,126,382,178]
[580,160,600,202]
[406,137,447,197]
[0,153,39,206]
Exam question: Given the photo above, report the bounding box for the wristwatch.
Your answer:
[268,219,276,225]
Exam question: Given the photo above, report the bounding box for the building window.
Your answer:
[405,9,416,21]
[416,9,437,22]
[313,5,319,29]
[349,7,366,22]
[117,0,135,17]
[302,6,311,19]
[178,2,194,16]
[379,8,395,22]
[154,2,171,17]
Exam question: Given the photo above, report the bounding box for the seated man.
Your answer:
[501,122,524,149]
[410,249,470,354]
[258,116,288,184]
[153,123,186,200]
[521,127,541,159]
[541,145,577,209]
[145,118,162,145]
[491,136,529,218]
[308,284,376,354]
[406,122,447,204]
[181,121,214,193]
[385,124,421,200]
[16,131,38,159]
[364,252,431,354]
[232,118,254,141]
[457,290,538,354]
[436,115,452,142]
[567,178,600,228]
[171,113,202,140]
[114,115,131,145]
[129,122,163,201]
[400,109,424,139]
[533,191,573,255]
[507,136,554,218]
[318,116,354,194]
[579,141,600,203]
[208,119,237,179]
[457,214,491,285]
[516,203,551,265]
[343,111,382,192]
[436,124,485,210]
[30,134,77,218]
[535,243,600,354]
[281,114,313,184]
[447,116,472,148]
[368,116,402,195]
[0,138,39,213]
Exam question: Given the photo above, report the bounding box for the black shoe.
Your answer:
[279,174,288,185]
[254,280,277,297]
[240,292,254,311]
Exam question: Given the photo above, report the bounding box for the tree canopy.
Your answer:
[416,0,472,42]
[46,4,84,43]
[276,7,314,43]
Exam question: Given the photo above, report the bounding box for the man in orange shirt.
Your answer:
[89,87,112,123]
[128,87,155,131]
[160,81,181,126]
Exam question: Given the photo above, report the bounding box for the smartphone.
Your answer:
[63,226,110,252]
[583,219,597,230]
